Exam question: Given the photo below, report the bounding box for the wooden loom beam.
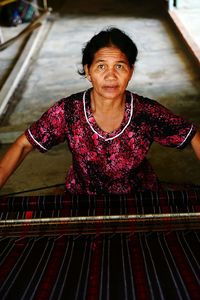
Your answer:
[0,9,51,118]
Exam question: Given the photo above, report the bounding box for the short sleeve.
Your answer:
[25,99,66,152]
[145,99,197,149]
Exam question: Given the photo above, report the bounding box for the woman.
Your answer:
[0,27,200,194]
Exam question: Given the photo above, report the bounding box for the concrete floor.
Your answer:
[0,0,200,196]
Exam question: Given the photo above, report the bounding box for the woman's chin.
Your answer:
[100,88,122,99]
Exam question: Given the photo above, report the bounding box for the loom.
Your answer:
[0,190,200,299]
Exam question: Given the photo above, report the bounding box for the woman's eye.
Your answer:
[97,64,105,70]
[116,64,123,69]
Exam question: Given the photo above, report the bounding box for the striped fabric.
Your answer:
[0,192,200,299]
[0,232,200,300]
[1,190,200,212]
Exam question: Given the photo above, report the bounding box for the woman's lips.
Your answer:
[102,85,118,92]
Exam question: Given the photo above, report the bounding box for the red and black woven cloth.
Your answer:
[0,191,200,299]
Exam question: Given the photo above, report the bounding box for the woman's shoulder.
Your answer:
[51,90,86,114]
[128,91,160,114]
[56,90,87,120]
[129,91,157,106]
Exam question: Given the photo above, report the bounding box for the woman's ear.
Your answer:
[131,64,134,74]
[128,65,134,81]
[84,65,91,81]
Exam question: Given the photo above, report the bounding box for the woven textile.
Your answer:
[1,190,200,212]
[0,232,200,300]
[0,192,200,299]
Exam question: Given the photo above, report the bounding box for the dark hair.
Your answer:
[78,27,138,76]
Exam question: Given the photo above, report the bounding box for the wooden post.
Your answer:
[43,0,47,10]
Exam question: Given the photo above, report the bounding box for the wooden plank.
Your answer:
[0,22,41,51]
[168,9,200,67]
[0,22,46,117]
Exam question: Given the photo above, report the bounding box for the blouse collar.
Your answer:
[83,89,133,141]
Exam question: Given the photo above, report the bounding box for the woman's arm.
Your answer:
[0,133,33,188]
[191,131,200,160]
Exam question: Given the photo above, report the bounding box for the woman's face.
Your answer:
[84,47,134,101]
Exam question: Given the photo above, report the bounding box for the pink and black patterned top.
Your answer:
[25,89,197,195]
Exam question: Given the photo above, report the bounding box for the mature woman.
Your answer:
[0,27,200,194]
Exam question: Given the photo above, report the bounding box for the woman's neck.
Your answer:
[90,89,126,133]
[90,89,125,115]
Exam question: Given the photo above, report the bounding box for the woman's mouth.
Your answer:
[103,85,118,92]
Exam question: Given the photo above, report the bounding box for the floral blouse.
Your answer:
[25,89,197,194]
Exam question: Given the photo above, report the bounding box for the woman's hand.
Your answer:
[0,133,33,189]
[191,131,200,160]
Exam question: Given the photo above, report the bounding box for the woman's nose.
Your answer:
[105,67,117,80]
